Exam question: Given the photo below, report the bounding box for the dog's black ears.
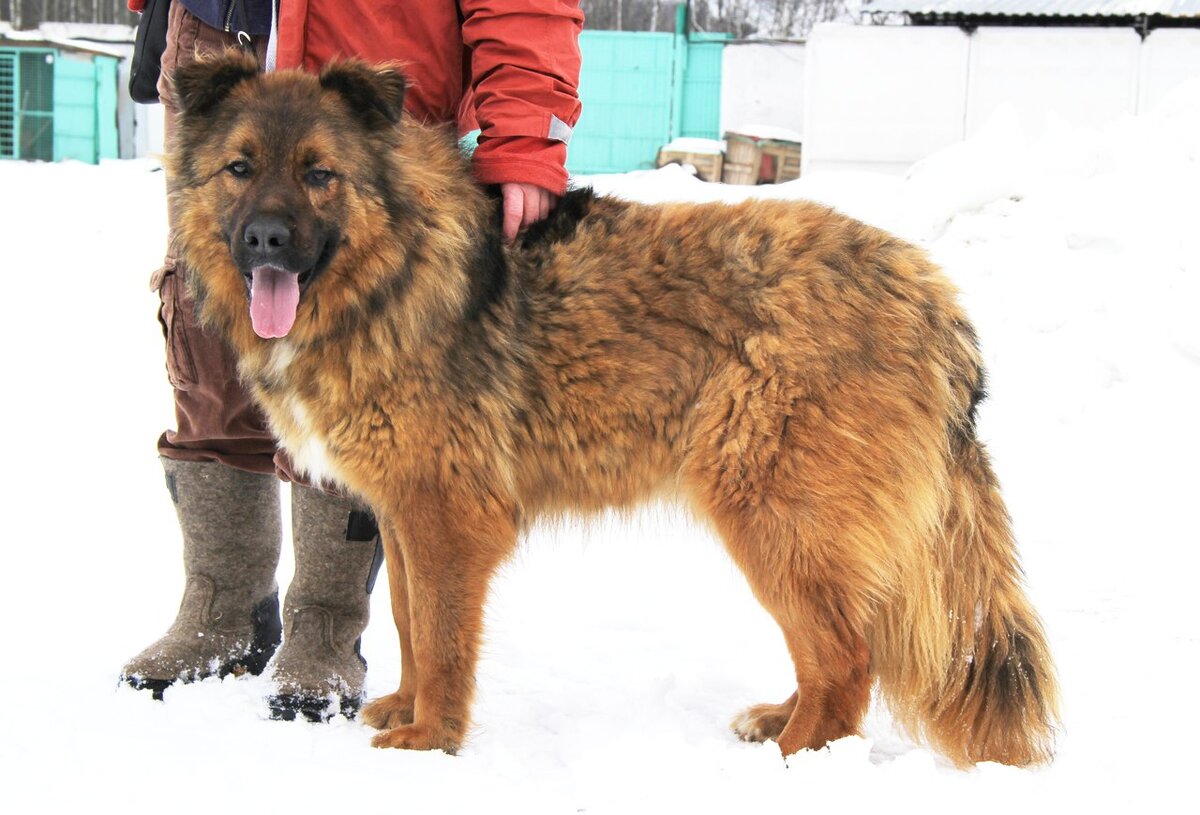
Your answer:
[172,50,260,118]
[319,60,408,130]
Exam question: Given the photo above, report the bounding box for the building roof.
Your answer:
[0,31,128,59]
[861,0,1200,16]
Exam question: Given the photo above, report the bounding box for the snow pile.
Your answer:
[725,123,804,143]
[660,137,726,155]
[0,82,1197,813]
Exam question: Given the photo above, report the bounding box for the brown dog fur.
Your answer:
[166,53,1060,765]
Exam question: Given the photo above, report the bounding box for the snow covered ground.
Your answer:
[1,82,1198,813]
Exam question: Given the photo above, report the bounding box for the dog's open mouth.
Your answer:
[248,265,310,339]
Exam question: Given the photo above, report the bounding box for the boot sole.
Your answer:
[268,693,363,723]
[123,675,174,701]
[121,646,279,700]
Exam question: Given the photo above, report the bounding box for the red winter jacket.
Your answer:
[130,1,584,193]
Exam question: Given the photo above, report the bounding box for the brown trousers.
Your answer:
[154,5,297,480]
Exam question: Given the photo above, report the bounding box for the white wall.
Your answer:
[132,102,166,159]
[1140,29,1200,112]
[800,23,1200,176]
[109,46,165,160]
[804,24,969,174]
[104,44,164,159]
[966,27,1141,137]
[720,42,807,138]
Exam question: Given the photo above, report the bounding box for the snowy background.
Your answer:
[1,80,1198,813]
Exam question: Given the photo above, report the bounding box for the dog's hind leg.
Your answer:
[361,525,418,729]
[714,511,873,755]
[367,484,518,753]
[682,371,905,756]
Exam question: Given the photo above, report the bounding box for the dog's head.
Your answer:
[166,52,410,340]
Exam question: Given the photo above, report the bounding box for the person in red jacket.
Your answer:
[120,0,583,723]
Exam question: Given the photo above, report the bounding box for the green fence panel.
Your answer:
[568,29,727,176]
[681,36,726,140]
[94,55,119,161]
[569,31,677,175]
[1,46,116,164]
[0,50,15,158]
[21,50,55,161]
[53,52,99,162]
[0,48,56,161]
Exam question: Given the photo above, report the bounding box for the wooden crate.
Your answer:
[721,136,760,185]
[762,142,802,183]
[721,132,802,185]
[656,147,724,183]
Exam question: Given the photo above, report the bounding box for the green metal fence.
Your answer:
[679,34,727,140]
[0,46,118,164]
[0,28,720,171]
[0,50,16,159]
[568,19,728,175]
[569,31,676,175]
[25,50,58,161]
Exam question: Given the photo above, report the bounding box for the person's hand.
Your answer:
[500,182,559,244]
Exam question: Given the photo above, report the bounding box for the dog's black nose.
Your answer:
[243,217,293,256]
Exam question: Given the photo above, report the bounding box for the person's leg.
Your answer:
[269,487,384,721]
[121,458,282,696]
[122,3,283,694]
[124,7,382,710]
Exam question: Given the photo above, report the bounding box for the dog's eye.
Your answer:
[226,160,252,179]
[306,168,335,188]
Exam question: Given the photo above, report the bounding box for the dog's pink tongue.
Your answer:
[249,267,300,339]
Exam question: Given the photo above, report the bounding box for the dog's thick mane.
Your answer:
[517,187,597,249]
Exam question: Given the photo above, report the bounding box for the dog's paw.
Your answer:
[731,700,794,743]
[370,723,459,754]
[362,692,415,730]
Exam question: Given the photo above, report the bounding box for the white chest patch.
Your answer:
[267,341,296,379]
[283,396,339,487]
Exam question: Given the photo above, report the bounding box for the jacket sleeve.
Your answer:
[459,0,584,194]
[128,1,146,10]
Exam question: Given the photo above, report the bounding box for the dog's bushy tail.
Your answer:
[871,418,1060,766]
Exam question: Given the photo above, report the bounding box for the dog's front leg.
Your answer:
[367,484,518,753]
[361,526,418,729]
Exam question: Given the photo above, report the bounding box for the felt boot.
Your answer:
[121,458,283,699]
[267,484,383,722]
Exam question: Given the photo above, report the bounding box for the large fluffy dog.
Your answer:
[167,53,1059,765]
